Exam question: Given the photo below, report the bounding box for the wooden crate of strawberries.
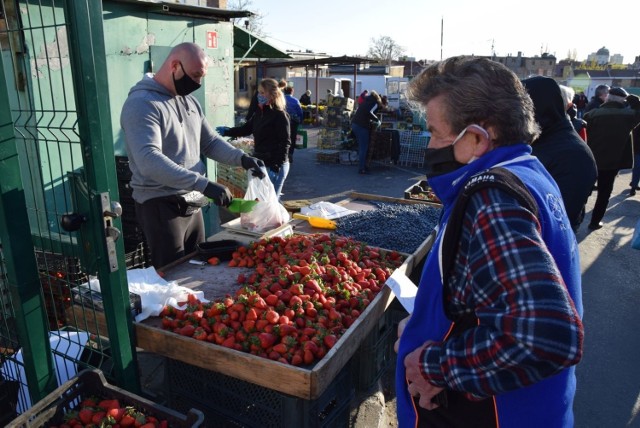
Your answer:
[136,231,430,400]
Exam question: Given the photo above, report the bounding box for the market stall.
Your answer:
[65,193,440,427]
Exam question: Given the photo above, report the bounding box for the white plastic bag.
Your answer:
[240,167,290,232]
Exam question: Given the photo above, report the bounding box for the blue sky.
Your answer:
[247,0,639,63]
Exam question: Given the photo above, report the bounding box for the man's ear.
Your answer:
[468,125,493,155]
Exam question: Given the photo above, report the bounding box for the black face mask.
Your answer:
[172,62,201,96]
[424,146,466,179]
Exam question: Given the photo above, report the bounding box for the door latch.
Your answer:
[101,193,122,272]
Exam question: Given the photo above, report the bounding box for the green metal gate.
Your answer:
[0,0,138,417]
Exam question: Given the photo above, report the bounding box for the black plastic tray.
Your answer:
[196,239,241,261]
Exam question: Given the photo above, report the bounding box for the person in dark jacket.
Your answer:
[351,91,382,174]
[219,78,291,198]
[567,105,587,141]
[357,90,369,105]
[574,91,588,118]
[523,76,597,232]
[284,86,303,163]
[583,87,640,229]
[299,89,311,106]
[584,84,609,113]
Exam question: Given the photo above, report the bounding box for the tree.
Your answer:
[367,36,406,65]
[566,49,578,61]
[227,0,266,37]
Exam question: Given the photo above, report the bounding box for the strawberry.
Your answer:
[323,334,338,349]
[79,398,98,408]
[99,399,120,410]
[78,408,94,425]
[107,407,126,422]
[258,332,277,349]
[120,414,136,427]
[92,411,107,425]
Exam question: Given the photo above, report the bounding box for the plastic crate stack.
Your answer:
[323,96,354,131]
[165,358,354,428]
[368,130,398,167]
[35,250,84,329]
[351,308,407,392]
[398,131,430,167]
[115,156,151,266]
[315,128,345,163]
[216,137,254,198]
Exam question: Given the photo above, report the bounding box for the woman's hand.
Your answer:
[404,340,445,410]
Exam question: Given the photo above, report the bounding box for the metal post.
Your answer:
[62,0,139,391]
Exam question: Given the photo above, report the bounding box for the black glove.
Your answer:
[627,94,640,109]
[269,164,281,174]
[241,155,266,179]
[203,182,233,207]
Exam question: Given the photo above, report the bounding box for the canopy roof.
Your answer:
[234,26,291,60]
[260,55,373,69]
[109,0,252,19]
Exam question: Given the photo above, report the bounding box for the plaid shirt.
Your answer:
[420,187,584,398]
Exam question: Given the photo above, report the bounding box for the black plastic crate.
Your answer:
[6,369,204,428]
[0,375,20,427]
[165,359,354,428]
[351,309,397,392]
[125,241,147,270]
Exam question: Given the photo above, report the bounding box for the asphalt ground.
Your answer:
[281,127,640,428]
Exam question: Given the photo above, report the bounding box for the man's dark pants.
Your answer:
[136,196,205,268]
[590,169,619,226]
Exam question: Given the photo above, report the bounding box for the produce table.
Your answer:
[69,193,436,409]
[136,193,436,400]
[135,253,423,401]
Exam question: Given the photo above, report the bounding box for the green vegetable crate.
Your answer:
[6,369,204,428]
[165,358,354,428]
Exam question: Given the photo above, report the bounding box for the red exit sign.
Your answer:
[206,31,218,49]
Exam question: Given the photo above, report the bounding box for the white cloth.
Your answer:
[125,267,207,322]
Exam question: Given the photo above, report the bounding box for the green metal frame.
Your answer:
[0,0,140,408]
[61,0,139,391]
[0,33,58,405]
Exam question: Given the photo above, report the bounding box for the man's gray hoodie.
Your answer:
[120,75,244,203]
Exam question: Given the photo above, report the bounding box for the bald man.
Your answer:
[121,42,264,268]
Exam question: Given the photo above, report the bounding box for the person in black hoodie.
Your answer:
[584,87,640,229]
[523,76,597,232]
